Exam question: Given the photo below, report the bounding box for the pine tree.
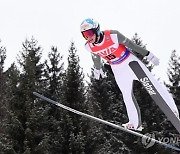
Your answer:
[0,41,18,153]
[85,78,109,154]
[5,63,25,153]
[166,50,180,108]
[41,46,65,153]
[61,41,87,153]
[165,50,180,136]
[17,37,45,153]
[0,40,7,122]
[165,50,180,151]
[0,40,7,123]
[44,46,64,97]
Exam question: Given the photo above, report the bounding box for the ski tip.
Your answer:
[33,92,37,95]
[33,92,40,97]
[166,144,180,151]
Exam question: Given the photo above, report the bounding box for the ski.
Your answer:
[129,61,180,133]
[33,92,180,151]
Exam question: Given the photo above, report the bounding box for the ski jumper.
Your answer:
[85,30,179,129]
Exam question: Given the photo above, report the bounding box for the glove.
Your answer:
[92,68,105,80]
[145,52,160,66]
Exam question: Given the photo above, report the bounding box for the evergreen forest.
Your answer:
[0,34,180,154]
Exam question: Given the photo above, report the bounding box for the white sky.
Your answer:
[1,0,180,82]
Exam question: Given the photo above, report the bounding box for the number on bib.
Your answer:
[105,54,116,60]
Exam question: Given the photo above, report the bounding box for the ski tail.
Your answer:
[129,61,180,133]
[33,92,180,151]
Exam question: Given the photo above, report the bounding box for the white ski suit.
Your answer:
[84,30,179,129]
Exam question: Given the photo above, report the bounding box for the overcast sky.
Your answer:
[1,0,180,82]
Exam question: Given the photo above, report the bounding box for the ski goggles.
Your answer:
[82,29,95,39]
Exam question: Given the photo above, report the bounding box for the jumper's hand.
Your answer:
[92,68,105,80]
[145,52,160,66]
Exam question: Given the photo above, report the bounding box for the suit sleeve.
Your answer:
[91,53,102,70]
[111,30,149,57]
[84,43,102,70]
